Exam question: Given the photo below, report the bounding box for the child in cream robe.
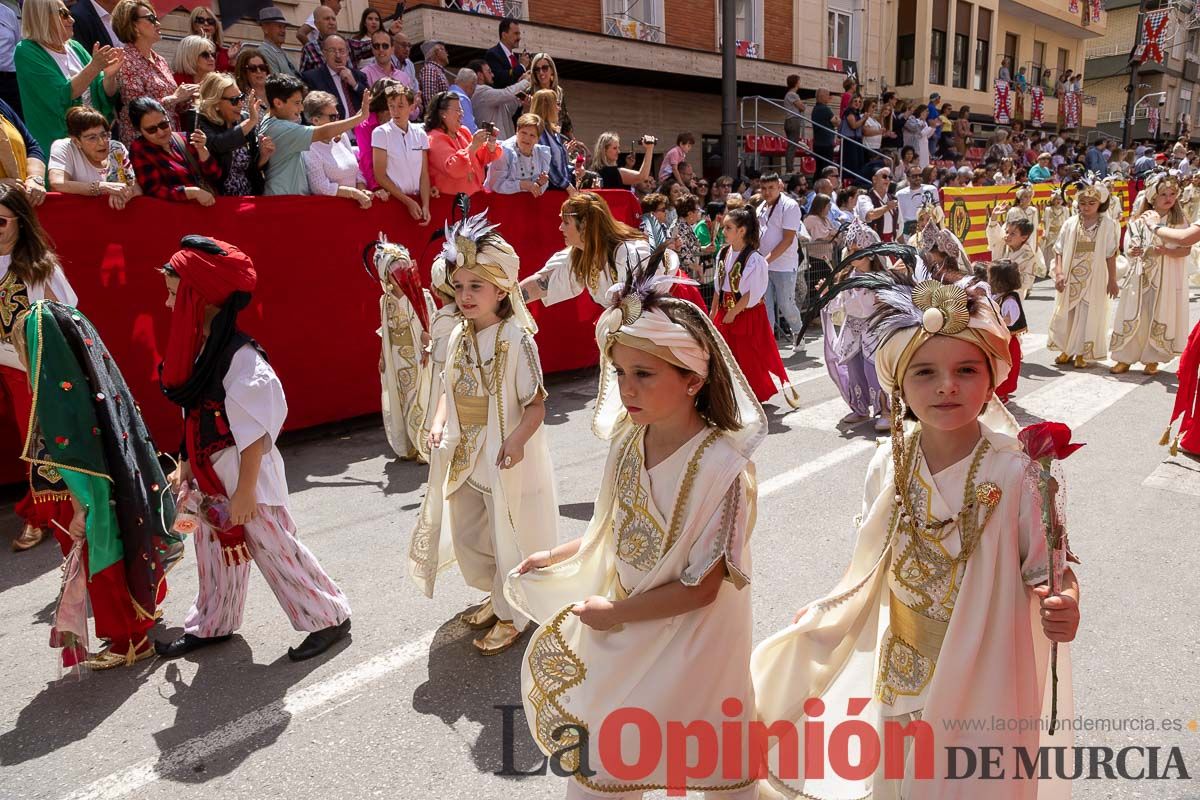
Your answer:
[1048,202,1119,365]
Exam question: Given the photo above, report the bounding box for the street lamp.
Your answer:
[1133,90,1167,147]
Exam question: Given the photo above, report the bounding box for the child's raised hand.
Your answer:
[1033,584,1079,643]
[516,549,554,574]
[496,436,524,469]
[571,595,620,630]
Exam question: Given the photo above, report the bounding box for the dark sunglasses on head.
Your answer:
[372,41,391,49]
[223,92,245,104]
[137,13,159,23]
[246,63,269,73]
[141,120,171,134]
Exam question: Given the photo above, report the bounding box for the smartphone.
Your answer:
[482,121,497,135]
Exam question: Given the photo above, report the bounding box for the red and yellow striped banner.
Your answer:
[941,182,1135,259]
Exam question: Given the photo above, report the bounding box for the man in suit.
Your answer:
[484,18,529,90]
[69,0,117,54]
[300,34,366,121]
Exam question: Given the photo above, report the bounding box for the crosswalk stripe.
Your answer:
[759,439,876,498]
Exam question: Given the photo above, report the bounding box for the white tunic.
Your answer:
[533,239,674,307]
[1049,214,1118,360]
[1110,217,1190,364]
[0,256,77,370]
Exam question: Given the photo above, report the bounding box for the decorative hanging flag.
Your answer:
[1136,10,1170,64]
[1148,106,1160,136]
[994,80,1011,125]
[1063,90,1081,128]
[1030,86,1044,127]
[1091,0,1103,23]
[1069,0,1079,12]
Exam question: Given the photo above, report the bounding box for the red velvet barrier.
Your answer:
[0,189,639,485]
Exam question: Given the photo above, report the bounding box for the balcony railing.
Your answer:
[603,12,665,44]
[442,0,524,18]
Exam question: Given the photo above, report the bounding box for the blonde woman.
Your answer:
[528,51,565,109]
[14,0,121,155]
[590,131,654,189]
[188,6,239,71]
[171,34,217,86]
[528,88,570,189]
[195,72,270,195]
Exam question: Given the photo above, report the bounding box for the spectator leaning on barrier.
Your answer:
[424,89,499,196]
[528,88,570,190]
[256,6,300,79]
[195,72,269,196]
[469,58,526,141]
[302,90,382,209]
[0,98,47,204]
[371,82,431,224]
[113,0,194,147]
[15,0,120,157]
[417,40,450,108]
[592,131,655,189]
[49,104,138,207]
[128,96,220,205]
[485,112,549,196]
[258,73,367,196]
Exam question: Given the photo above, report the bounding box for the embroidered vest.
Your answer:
[0,270,31,345]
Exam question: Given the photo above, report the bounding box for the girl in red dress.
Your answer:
[711,207,797,406]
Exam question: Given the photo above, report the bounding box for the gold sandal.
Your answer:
[473,620,522,656]
[1073,355,1088,369]
[459,598,498,630]
[1144,362,1159,375]
[1109,362,1130,374]
[1054,352,1072,365]
[85,636,155,670]
[11,524,45,552]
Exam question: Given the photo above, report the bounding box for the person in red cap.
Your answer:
[155,235,352,662]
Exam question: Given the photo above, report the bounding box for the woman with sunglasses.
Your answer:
[234,47,271,101]
[129,96,220,205]
[0,184,78,553]
[14,0,121,156]
[48,105,139,208]
[113,0,197,146]
[171,34,217,87]
[188,6,239,72]
[196,73,271,196]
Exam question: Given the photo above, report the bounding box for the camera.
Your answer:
[636,135,658,146]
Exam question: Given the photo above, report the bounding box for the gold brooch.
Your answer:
[913,280,970,335]
[618,294,643,326]
[975,482,1002,509]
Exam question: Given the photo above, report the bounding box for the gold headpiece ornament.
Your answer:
[912,280,970,335]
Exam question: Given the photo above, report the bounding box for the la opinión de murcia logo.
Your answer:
[494,700,1193,793]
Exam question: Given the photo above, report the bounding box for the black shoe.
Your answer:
[154,633,232,658]
[288,618,351,662]
[793,331,806,351]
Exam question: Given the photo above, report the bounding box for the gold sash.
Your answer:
[454,393,488,426]
[889,590,950,663]
[1073,239,1095,254]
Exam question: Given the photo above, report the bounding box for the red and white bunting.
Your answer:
[1030,86,1044,128]
[994,80,1011,125]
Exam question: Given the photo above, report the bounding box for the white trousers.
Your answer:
[183,505,351,637]
[447,484,515,622]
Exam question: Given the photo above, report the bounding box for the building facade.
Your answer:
[1085,0,1200,144]
[880,0,1104,129]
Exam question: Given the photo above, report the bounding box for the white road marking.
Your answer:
[61,630,437,800]
[759,439,877,498]
[1143,458,1200,497]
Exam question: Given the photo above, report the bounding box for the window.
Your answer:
[603,0,666,42]
[973,7,991,91]
[1032,40,1045,88]
[930,0,948,85]
[1057,47,1070,84]
[896,0,916,86]
[952,1,971,89]
[716,0,762,52]
[828,9,853,61]
[1003,31,1018,80]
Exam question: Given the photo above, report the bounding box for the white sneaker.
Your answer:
[874,416,892,433]
[840,412,869,425]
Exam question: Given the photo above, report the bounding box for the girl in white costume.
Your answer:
[371,238,438,462]
[988,202,1039,298]
[752,249,1081,800]
[408,213,559,656]
[1005,183,1043,277]
[505,256,766,799]
[1110,173,1192,375]
[1039,190,1069,279]
[420,256,461,460]
[1048,179,1120,368]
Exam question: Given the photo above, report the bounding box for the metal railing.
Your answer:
[603,12,666,44]
[739,95,892,185]
[442,0,524,18]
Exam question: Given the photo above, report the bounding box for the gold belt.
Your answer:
[391,325,414,347]
[889,590,950,663]
[1074,240,1095,254]
[455,393,488,426]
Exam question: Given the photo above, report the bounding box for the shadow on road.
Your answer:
[411,617,546,782]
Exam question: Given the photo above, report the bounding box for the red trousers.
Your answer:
[996,335,1023,402]
[0,365,73,530]
[51,527,157,652]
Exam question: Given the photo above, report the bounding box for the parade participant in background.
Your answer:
[19,301,180,670]
[1006,182,1042,271]
[987,203,1038,298]
[155,236,352,663]
[1110,173,1191,375]
[506,260,766,799]
[369,237,436,461]
[519,192,681,311]
[419,252,461,458]
[754,251,1080,799]
[1162,317,1200,455]
[409,214,558,656]
[1049,178,1119,369]
[0,187,77,552]
[815,217,892,432]
[989,259,1027,402]
[907,195,945,253]
[712,207,798,407]
[1040,188,1069,279]
[919,226,973,279]
[1103,174,1124,227]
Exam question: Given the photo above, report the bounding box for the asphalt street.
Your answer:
[1,280,1198,800]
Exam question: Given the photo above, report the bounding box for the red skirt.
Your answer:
[669,269,706,308]
[0,365,73,530]
[713,301,789,403]
[995,335,1022,402]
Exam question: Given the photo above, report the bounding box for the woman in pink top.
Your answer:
[355,79,396,190]
[425,90,500,196]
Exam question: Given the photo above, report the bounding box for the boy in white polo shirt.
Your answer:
[371,83,431,224]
